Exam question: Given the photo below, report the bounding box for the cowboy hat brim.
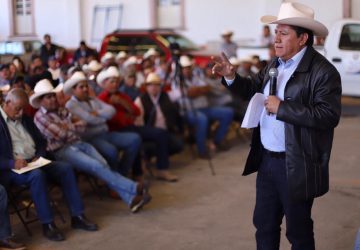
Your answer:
[63,75,87,95]
[29,83,63,109]
[261,15,328,37]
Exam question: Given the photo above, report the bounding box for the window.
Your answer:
[12,0,35,36]
[153,0,185,29]
[339,24,360,50]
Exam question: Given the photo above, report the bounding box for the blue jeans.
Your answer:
[253,152,315,250]
[86,131,142,176]
[185,107,234,154]
[0,185,11,240]
[120,125,170,170]
[54,141,138,206]
[8,161,84,224]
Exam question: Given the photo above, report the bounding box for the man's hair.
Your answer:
[291,25,314,46]
[5,88,28,104]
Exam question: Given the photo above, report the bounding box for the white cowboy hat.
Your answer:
[116,51,127,60]
[123,56,139,68]
[145,72,161,85]
[96,66,120,86]
[29,79,63,108]
[83,60,102,72]
[221,30,233,37]
[179,55,193,68]
[101,52,115,63]
[260,2,328,37]
[143,48,158,59]
[63,71,87,95]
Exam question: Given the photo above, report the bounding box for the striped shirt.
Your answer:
[33,107,85,152]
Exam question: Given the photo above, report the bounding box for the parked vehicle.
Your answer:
[99,29,216,67]
[0,38,41,65]
[237,19,360,97]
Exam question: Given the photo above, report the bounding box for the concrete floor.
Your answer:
[10,98,360,250]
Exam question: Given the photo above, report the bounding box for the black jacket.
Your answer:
[140,92,182,134]
[0,113,48,186]
[223,46,342,201]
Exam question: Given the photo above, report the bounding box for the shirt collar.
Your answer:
[278,46,307,67]
[0,105,9,121]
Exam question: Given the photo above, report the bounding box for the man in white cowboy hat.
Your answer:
[82,60,103,95]
[213,2,341,249]
[0,88,98,242]
[97,67,178,182]
[64,71,143,180]
[31,79,151,213]
[115,51,128,75]
[220,29,238,58]
[100,52,115,68]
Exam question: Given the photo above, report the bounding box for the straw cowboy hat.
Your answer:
[96,66,120,86]
[145,72,162,85]
[30,79,63,108]
[260,2,328,37]
[179,55,193,68]
[82,60,102,72]
[63,71,87,95]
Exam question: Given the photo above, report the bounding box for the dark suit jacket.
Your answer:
[0,113,47,186]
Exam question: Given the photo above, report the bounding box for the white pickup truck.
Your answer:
[237,19,360,96]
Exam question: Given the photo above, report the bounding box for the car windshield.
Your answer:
[339,24,360,50]
[159,34,199,51]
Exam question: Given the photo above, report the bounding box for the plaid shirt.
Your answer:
[33,107,86,152]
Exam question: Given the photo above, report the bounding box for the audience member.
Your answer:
[168,56,234,157]
[119,71,140,101]
[40,34,62,67]
[73,40,97,63]
[30,79,151,212]
[220,30,238,58]
[64,71,143,178]
[259,25,274,46]
[0,89,98,242]
[97,67,178,182]
[134,72,184,157]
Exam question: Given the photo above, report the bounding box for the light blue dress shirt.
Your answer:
[226,46,307,152]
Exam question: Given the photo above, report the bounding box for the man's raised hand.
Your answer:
[211,52,236,80]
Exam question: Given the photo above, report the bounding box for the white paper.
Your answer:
[241,93,266,128]
[12,157,52,174]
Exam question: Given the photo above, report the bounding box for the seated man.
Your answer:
[0,184,26,250]
[30,79,151,213]
[169,56,234,158]
[63,71,142,179]
[97,67,178,182]
[0,89,97,242]
[134,72,184,157]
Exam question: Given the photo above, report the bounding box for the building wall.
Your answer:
[0,0,356,49]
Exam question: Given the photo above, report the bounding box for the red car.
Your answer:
[99,29,216,68]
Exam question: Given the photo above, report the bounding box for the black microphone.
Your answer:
[269,68,278,96]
